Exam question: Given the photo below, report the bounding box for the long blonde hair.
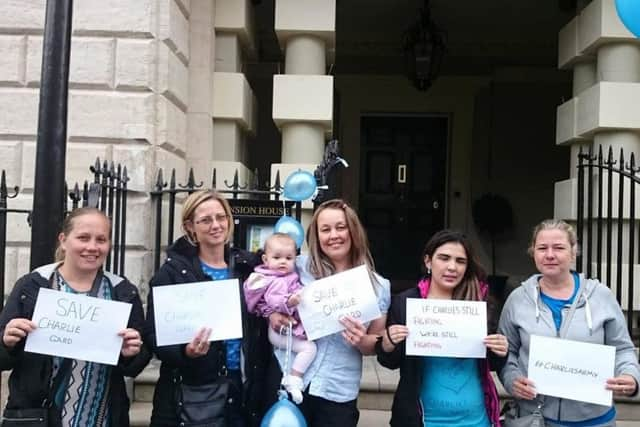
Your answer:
[55,208,111,261]
[181,190,234,245]
[306,199,378,283]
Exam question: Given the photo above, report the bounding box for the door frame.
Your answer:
[358,112,452,228]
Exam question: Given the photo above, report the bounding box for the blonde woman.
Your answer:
[146,190,268,427]
[269,199,391,427]
[499,219,640,427]
[0,207,147,427]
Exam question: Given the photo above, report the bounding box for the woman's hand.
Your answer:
[2,318,37,348]
[119,328,143,357]
[268,312,296,333]
[607,374,638,397]
[484,334,508,357]
[511,376,537,400]
[185,327,212,358]
[382,324,409,353]
[340,316,367,347]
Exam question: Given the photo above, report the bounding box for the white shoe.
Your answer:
[284,375,304,404]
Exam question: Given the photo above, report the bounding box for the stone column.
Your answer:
[211,0,257,190]
[272,0,336,223]
[555,0,640,309]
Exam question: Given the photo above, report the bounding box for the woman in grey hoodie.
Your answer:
[499,219,640,426]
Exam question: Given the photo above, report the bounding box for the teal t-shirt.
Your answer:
[420,357,490,427]
[200,262,241,371]
[539,271,579,332]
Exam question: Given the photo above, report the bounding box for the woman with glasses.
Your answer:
[146,190,269,427]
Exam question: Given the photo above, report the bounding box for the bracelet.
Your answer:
[385,327,398,346]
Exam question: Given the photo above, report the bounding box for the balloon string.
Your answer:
[278,321,293,396]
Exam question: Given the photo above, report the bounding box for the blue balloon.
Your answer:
[260,397,307,427]
[274,216,305,249]
[283,170,317,201]
[616,0,640,37]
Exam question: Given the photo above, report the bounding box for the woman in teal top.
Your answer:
[376,230,507,427]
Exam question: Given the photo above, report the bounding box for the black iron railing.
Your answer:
[150,167,302,271]
[576,145,640,342]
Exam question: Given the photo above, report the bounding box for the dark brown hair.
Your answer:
[422,229,486,301]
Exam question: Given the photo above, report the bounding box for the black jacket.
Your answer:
[0,263,150,427]
[376,286,505,427]
[145,237,270,427]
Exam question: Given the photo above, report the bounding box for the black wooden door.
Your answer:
[359,115,447,292]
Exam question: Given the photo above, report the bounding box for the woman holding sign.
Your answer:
[0,207,148,427]
[499,219,640,426]
[376,229,506,427]
[145,190,269,427]
[268,199,391,427]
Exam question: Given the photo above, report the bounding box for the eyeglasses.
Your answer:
[193,214,229,226]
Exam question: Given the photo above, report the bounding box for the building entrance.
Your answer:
[359,115,448,293]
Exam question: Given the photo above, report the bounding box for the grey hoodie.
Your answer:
[498,273,640,423]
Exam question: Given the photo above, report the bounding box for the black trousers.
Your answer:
[298,392,359,427]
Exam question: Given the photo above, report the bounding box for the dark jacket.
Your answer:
[145,237,269,427]
[376,284,504,427]
[0,263,150,427]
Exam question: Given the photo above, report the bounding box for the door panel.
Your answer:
[359,115,447,293]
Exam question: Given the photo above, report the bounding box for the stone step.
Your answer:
[132,357,640,422]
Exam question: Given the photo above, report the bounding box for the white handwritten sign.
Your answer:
[153,280,243,346]
[405,298,487,358]
[25,288,132,365]
[528,335,615,406]
[297,265,382,341]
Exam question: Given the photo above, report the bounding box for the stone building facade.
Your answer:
[1,0,639,311]
[0,0,334,298]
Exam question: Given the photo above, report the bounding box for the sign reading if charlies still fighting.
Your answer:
[405,298,487,358]
[229,200,296,218]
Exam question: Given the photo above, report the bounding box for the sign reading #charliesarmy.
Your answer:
[25,288,132,366]
[528,335,615,406]
[405,298,487,358]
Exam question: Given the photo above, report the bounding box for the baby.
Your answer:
[243,233,316,404]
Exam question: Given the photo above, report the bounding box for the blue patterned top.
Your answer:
[200,261,241,370]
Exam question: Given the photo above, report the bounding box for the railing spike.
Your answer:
[187,168,196,189]
[1,170,6,198]
[155,168,164,190]
[233,170,239,190]
[170,169,177,189]
[212,168,217,189]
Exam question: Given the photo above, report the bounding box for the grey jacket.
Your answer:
[498,273,640,423]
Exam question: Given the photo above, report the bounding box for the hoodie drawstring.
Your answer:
[584,297,593,335]
[534,285,541,322]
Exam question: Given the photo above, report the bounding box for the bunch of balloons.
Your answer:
[273,170,317,249]
[616,0,640,37]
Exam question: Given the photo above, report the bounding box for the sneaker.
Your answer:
[284,374,304,404]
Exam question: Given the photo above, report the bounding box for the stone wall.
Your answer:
[0,0,193,297]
